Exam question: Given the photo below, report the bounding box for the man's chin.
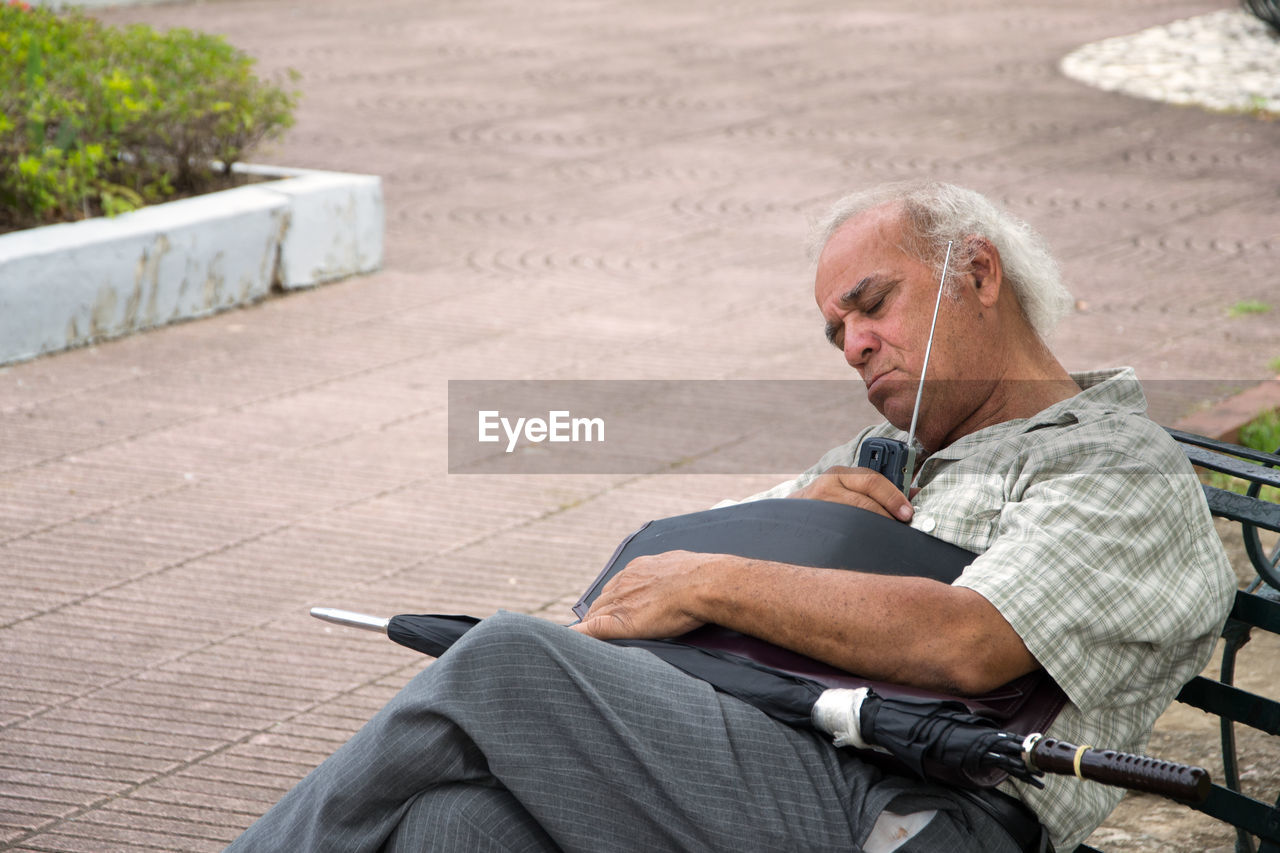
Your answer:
[868,384,916,429]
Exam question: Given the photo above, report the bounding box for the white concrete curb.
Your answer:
[0,165,383,366]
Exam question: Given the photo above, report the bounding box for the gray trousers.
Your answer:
[225,612,1020,852]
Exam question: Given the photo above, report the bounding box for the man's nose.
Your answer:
[843,325,878,368]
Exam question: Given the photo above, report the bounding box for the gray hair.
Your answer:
[810,181,1073,338]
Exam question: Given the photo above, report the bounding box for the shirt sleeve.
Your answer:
[953,432,1235,714]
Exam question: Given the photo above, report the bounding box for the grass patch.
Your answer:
[1228,300,1273,318]
[1203,407,1280,503]
[1241,409,1280,454]
[1268,356,1280,375]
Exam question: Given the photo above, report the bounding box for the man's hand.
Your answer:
[571,550,711,641]
[788,466,914,521]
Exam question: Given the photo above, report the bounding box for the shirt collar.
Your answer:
[1027,366,1147,426]
[926,366,1147,461]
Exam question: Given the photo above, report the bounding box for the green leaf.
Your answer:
[17,155,42,178]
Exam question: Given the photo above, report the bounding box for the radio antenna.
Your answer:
[901,241,953,488]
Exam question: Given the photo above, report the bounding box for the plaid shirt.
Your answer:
[738,367,1236,850]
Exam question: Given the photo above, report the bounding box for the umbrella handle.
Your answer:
[1026,735,1211,803]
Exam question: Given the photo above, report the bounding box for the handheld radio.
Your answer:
[855,241,953,495]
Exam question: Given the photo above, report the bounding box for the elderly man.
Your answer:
[226,182,1234,853]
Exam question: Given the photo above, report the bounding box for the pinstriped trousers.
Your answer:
[224,611,1019,853]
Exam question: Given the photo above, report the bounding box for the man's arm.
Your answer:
[571,551,1036,696]
[572,468,1037,696]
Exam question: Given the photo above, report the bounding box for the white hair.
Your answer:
[810,181,1073,339]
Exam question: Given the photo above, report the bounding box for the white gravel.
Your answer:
[1061,9,1280,114]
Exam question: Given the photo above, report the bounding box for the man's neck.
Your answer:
[933,351,1082,451]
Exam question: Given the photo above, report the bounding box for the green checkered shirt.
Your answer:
[739,367,1236,850]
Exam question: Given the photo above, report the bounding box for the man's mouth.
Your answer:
[866,370,896,394]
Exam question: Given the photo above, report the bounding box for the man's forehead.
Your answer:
[819,207,908,267]
[815,206,910,296]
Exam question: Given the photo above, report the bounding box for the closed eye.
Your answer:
[824,275,896,350]
[839,276,897,315]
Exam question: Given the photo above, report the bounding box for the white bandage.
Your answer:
[812,687,884,751]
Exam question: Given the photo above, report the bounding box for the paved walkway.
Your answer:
[2,0,1278,850]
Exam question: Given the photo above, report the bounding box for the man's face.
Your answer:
[815,207,985,440]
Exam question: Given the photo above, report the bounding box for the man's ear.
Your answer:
[966,235,1003,308]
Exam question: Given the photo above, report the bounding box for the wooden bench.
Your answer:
[1078,428,1280,853]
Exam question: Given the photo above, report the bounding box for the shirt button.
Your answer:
[913,510,936,534]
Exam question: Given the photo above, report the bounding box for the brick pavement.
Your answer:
[2,0,1278,850]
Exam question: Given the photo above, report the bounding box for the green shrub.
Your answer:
[0,2,299,231]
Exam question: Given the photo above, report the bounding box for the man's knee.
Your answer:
[415,608,692,729]
[446,610,567,664]
[423,611,580,699]
[383,784,556,853]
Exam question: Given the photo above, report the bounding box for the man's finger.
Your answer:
[791,466,913,521]
[840,468,913,521]
[571,612,632,641]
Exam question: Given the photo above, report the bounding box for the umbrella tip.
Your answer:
[310,607,391,634]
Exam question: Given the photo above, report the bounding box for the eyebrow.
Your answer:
[824,320,842,347]
[823,274,897,346]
